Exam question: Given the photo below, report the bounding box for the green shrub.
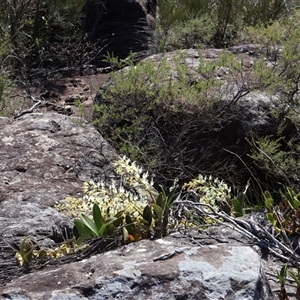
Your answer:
[264,187,300,297]
[165,16,216,49]
[0,0,84,71]
[94,51,237,185]
[95,16,300,196]
[157,0,298,50]
[243,13,300,191]
[95,48,289,190]
[0,33,10,116]
[248,134,300,189]
[0,70,11,116]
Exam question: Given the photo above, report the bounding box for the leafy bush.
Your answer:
[0,0,84,71]
[157,0,298,50]
[94,51,263,193]
[94,51,248,186]
[0,70,10,116]
[264,188,300,298]
[165,16,216,50]
[265,188,300,236]
[0,34,11,116]
[242,13,300,192]
[95,9,300,195]
[248,133,300,189]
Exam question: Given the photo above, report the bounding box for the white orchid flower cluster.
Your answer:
[56,156,156,221]
[184,174,232,212]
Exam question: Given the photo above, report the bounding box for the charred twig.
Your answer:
[14,99,42,119]
[180,195,300,268]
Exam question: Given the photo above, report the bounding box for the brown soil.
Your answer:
[10,72,110,121]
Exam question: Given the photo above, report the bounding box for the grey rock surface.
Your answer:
[1,236,273,300]
[0,112,117,245]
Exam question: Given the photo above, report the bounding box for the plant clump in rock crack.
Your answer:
[9,156,241,271]
[55,156,240,252]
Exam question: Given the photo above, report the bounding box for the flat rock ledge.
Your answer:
[1,236,273,300]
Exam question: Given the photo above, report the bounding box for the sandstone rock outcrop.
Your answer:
[0,112,117,236]
[2,233,273,300]
[0,112,117,285]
